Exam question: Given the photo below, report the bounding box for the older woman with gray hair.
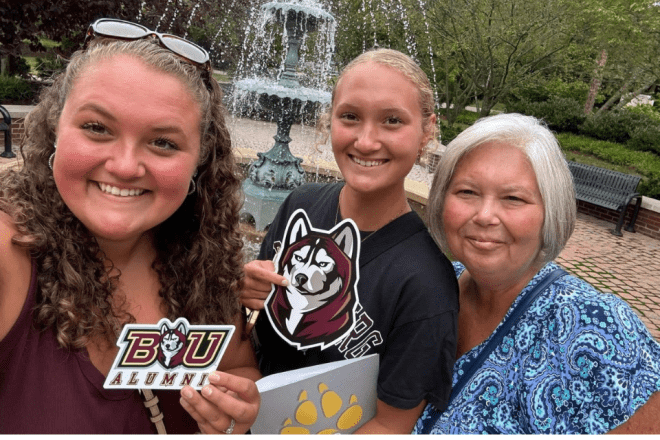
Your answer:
[414,113,660,434]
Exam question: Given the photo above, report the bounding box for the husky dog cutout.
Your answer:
[157,321,188,368]
[265,209,361,350]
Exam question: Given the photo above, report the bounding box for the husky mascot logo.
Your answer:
[158,321,188,368]
[104,318,235,390]
[265,209,361,350]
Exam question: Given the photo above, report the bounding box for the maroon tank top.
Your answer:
[0,262,198,433]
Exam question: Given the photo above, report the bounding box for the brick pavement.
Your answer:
[557,213,660,341]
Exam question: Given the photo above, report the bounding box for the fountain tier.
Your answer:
[236,0,335,230]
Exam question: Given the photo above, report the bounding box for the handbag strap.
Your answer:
[112,323,167,434]
[141,388,167,434]
[419,267,567,434]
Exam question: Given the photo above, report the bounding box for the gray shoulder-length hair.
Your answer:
[427,113,576,263]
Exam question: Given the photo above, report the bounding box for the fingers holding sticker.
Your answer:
[241,259,288,311]
[180,371,260,434]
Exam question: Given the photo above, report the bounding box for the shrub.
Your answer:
[580,111,633,144]
[638,175,660,200]
[507,81,549,103]
[580,109,660,150]
[579,112,627,143]
[538,97,586,133]
[0,75,35,102]
[626,104,660,123]
[627,124,660,156]
[506,78,596,104]
[7,56,31,78]
[505,97,586,133]
[544,78,591,103]
[455,110,480,125]
[503,99,528,114]
[440,124,463,144]
[556,132,660,198]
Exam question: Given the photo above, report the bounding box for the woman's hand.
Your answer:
[181,311,262,434]
[241,260,288,311]
[180,371,260,434]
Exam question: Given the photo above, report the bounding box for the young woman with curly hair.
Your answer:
[0,20,259,434]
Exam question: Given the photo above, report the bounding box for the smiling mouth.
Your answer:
[97,182,146,197]
[469,237,502,247]
[350,155,387,168]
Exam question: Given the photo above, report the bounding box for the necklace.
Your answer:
[335,187,409,242]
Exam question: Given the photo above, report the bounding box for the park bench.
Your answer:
[567,160,642,236]
[0,105,15,158]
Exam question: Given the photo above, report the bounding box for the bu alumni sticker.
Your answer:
[103,317,234,390]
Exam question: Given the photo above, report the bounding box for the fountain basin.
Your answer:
[233,78,331,105]
[261,0,334,23]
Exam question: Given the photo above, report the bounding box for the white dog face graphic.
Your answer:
[283,243,344,329]
[289,245,336,293]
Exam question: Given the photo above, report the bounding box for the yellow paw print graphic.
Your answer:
[280,383,364,434]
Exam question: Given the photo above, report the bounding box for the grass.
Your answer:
[213,72,231,83]
[562,150,645,176]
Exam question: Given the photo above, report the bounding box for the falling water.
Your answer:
[137,0,147,21]
[209,0,240,65]
[377,0,392,47]
[183,3,202,39]
[242,236,262,262]
[416,0,438,107]
[395,0,417,60]
[360,0,367,53]
[154,0,174,31]
[140,0,438,115]
[337,0,439,109]
[367,0,377,49]
[232,0,336,119]
[167,6,180,32]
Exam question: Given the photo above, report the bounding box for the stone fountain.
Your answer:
[234,0,335,230]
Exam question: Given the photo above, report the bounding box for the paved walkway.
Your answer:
[2,115,659,341]
[557,213,660,341]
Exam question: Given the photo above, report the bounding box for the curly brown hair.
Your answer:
[0,39,244,349]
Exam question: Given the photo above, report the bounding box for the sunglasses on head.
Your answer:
[86,18,212,73]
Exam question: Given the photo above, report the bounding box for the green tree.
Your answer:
[327,0,413,69]
[0,0,253,76]
[580,0,660,114]
[426,0,580,119]
[1,0,141,74]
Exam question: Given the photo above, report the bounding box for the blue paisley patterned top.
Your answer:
[414,262,660,434]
